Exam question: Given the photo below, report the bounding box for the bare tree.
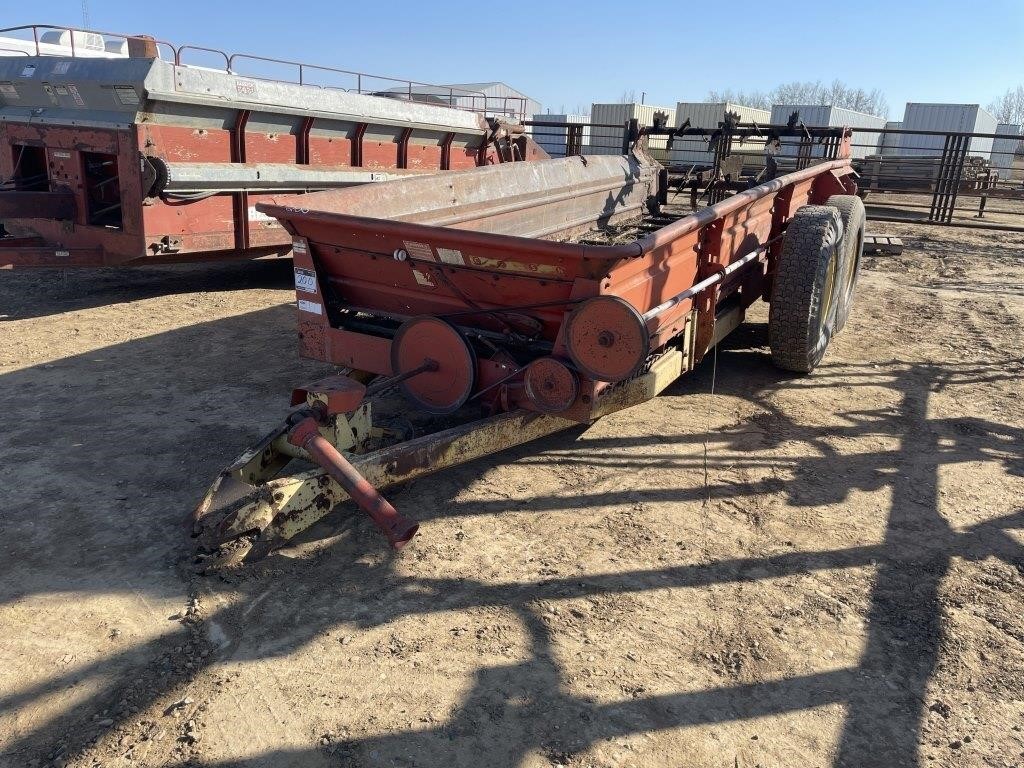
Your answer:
[988,86,1024,125]
[706,80,889,118]
[705,88,771,110]
[772,80,822,105]
[617,89,637,104]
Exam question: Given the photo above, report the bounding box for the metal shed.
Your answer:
[879,121,903,156]
[899,103,997,158]
[990,123,1022,179]
[769,105,887,160]
[670,102,771,166]
[528,113,590,158]
[586,102,676,160]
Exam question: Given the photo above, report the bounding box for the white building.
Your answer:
[586,102,676,160]
[899,103,997,158]
[378,81,540,121]
[671,102,771,166]
[528,113,590,158]
[769,104,887,160]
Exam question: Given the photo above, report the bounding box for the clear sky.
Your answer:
[6,0,1023,119]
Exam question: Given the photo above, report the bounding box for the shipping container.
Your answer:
[769,104,887,160]
[990,123,1022,178]
[528,113,590,158]
[899,103,997,158]
[879,121,903,156]
[670,102,771,167]
[586,102,676,161]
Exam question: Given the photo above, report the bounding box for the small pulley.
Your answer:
[524,357,579,414]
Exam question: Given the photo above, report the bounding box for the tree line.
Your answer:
[988,86,1024,125]
[704,80,889,119]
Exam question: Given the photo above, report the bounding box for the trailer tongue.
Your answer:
[193,128,863,567]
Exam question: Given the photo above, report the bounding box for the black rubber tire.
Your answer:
[825,194,866,333]
[768,205,844,373]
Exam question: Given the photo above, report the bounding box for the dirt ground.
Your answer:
[1,221,1023,768]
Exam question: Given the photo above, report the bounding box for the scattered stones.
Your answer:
[929,699,952,718]
[163,697,193,716]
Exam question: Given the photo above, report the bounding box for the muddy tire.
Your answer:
[768,205,844,373]
[825,194,866,333]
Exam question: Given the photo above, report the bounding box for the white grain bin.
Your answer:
[899,103,997,158]
[670,102,771,167]
[528,113,590,158]
[586,102,676,160]
[989,123,1022,179]
[769,104,887,160]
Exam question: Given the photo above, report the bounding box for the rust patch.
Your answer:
[389,443,447,478]
[298,319,326,359]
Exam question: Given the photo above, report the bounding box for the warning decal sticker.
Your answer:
[113,85,140,106]
[412,269,436,288]
[66,84,85,106]
[235,79,258,98]
[297,299,322,315]
[403,241,435,261]
[436,248,465,266]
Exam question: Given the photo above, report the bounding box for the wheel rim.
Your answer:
[838,224,862,304]
[820,237,840,331]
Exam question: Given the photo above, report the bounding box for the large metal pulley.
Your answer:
[390,316,476,414]
[563,296,649,383]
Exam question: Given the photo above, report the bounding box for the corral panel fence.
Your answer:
[522,120,1024,231]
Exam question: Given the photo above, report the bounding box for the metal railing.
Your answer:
[0,24,528,120]
[0,24,177,61]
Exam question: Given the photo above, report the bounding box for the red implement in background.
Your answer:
[0,24,545,268]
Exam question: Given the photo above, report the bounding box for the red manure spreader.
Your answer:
[193,122,863,565]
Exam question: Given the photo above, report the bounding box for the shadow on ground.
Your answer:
[0,258,294,320]
[1,303,1022,767]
